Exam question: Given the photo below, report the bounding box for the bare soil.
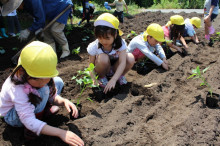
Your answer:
[0,11,220,145]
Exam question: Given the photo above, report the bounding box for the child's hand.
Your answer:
[64,99,78,118]
[162,62,169,71]
[103,78,116,94]
[59,130,84,146]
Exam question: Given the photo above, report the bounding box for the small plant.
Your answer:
[127,30,138,38]
[72,63,99,105]
[0,47,5,54]
[72,47,80,55]
[187,66,212,97]
[12,47,18,51]
[65,24,73,36]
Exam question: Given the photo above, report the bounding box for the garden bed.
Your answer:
[0,11,220,145]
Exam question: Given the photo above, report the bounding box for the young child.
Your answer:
[162,15,187,53]
[184,17,201,44]
[127,23,169,71]
[7,9,21,37]
[204,0,219,40]
[78,0,95,25]
[0,41,84,146]
[87,13,133,94]
[108,0,128,23]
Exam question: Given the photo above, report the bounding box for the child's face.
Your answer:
[147,36,159,47]
[28,78,51,88]
[98,33,116,49]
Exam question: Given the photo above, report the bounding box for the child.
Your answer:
[78,1,95,25]
[127,23,169,71]
[7,9,21,37]
[108,0,128,23]
[0,41,84,146]
[162,15,187,53]
[204,0,219,40]
[87,13,133,94]
[184,17,201,44]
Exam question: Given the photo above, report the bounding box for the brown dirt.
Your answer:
[1,11,220,145]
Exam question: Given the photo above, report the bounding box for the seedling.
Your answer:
[65,24,73,36]
[187,66,212,97]
[127,30,138,38]
[72,47,80,55]
[0,47,5,54]
[12,47,18,51]
[72,63,99,105]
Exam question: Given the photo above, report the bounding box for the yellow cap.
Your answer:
[94,13,123,36]
[190,17,201,28]
[143,23,165,42]
[170,15,185,25]
[18,41,59,78]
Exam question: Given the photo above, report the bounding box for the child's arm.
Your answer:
[53,95,78,118]
[103,50,126,93]
[41,125,84,146]
[124,4,128,13]
[180,36,189,51]
[191,34,199,44]
[108,1,115,6]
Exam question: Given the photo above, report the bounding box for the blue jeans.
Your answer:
[4,77,64,127]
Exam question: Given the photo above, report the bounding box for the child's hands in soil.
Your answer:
[64,99,78,118]
[103,78,116,94]
[59,130,84,146]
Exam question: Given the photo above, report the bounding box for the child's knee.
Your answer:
[96,53,110,66]
[127,53,135,67]
[53,77,64,94]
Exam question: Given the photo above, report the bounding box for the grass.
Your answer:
[149,0,182,9]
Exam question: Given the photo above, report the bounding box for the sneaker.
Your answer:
[209,26,215,35]
[176,40,182,47]
[118,75,127,85]
[205,34,210,40]
[99,76,108,88]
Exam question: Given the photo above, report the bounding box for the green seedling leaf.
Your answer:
[72,47,80,55]
[0,49,6,54]
[216,32,220,35]
[202,66,210,73]
[12,47,18,51]
[71,63,99,105]
[82,38,87,41]
[165,40,173,43]
[187,65,213,97]
[87,97,93,102]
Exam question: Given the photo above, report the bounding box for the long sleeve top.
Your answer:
[127,34,166,66]
[0,77,56,135]
[24,0,73,32]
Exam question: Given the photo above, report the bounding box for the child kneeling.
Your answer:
[127,23,169,71]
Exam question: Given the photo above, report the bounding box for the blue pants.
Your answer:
[4,77,64,127]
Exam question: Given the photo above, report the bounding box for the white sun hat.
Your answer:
[1,0,23,16]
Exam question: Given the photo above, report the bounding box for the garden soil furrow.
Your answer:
[0,11,220,145]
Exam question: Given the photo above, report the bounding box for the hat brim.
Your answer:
[1,0,23,16]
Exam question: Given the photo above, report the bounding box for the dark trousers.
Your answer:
[7,16,21,34]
